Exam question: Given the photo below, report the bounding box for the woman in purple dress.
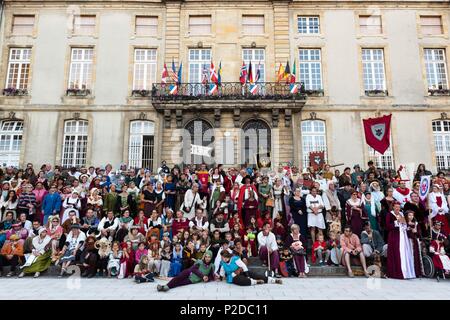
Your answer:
[345,190,367,238]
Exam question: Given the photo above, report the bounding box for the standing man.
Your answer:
[42,185,62,226]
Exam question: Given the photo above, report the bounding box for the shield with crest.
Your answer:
[371,123,386,141]
[309,151,325,170]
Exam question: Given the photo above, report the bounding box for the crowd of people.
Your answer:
[0,161,449,288]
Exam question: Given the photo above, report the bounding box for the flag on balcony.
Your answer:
[169,84,178,95]
[170,58,178,83]
[363,114,392,154]
[201,66,208,85]
[290,60,296,84]
[276,63,285,83]
[250,84,259,95]
[217,61,222,85]
[177,62,183,85]
[210,61,218,83]
[255,61,261,83]
[290,83,298,94]
[239,62,247,85]
[208,83,218,95]
[284,60,291,83]
[248,61,254,84]
[161,63,169,84]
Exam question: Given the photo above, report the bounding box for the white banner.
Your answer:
[190,144,212,157]
[419,175,431,201]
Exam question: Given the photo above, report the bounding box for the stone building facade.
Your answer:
[0,0,449,174]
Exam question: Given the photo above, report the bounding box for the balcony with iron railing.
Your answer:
[151,82,307,101]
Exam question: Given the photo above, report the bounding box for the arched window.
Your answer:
[129,120,155,169]
[62,120,88,168]
[433,120,450,170]
[183,119,214,165]
[301,120,327,168]
[0,120,23,167]
[241,119,271,165]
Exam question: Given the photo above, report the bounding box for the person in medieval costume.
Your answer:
[237,177,258,224]
[243,190,259,227]
[196,164,210,203]
[272,178,285,222]
[157,250,215,292]
[405,210,422,278]
[362,192,379,231]
[282,170,293,225]
[393,180,411,208]
[385,202,416,279]
[322,181,342,225]
[209,179,225,212]
[430,234,450,276]
[258,176,272,216]
[345,190,368,238]
[403,192,428,237]
[181,183,205,220]
[428,184,450,236]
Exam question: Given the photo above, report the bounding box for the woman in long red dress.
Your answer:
[386,202,416,279]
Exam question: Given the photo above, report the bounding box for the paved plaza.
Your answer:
[0,277,448,300]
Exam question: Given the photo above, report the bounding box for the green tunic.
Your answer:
[104,192,118,214]
[188,260,215,284]
[258,183,271,213]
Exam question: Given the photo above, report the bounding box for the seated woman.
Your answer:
[134,255,154,283]
[430,234,450,276]
[18,228,52,278]
[107,241,122,277]
[79,235,98,278]
[116,210,134,243]
[58,224,86,277]
[148,240,161,275]
[0,234,24,277]
[284,224,308,278]
[124,226,146,251]
[169,242,183,277]
[147,210,162,241]
[159,244,172,278]
[0,211,15,248]
[217,250,282,286]
[118,241,135,279]
[46,215,65,263]
[182,240,197,270]
[157,250,215,292]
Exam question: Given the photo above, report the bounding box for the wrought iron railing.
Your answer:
[151,82,307,101]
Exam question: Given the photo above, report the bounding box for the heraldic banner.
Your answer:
[309,151,325,170]
[363,114,392,154]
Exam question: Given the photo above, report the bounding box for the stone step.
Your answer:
[247,264,365,277]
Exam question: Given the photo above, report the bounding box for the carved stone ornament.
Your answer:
[164,110,171,129]
[138,112,146,120]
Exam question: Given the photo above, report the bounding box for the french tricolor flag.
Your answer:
[169,84,178,95]
[250,84,259,95]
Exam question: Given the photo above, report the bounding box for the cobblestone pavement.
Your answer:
[0,277,449,300]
